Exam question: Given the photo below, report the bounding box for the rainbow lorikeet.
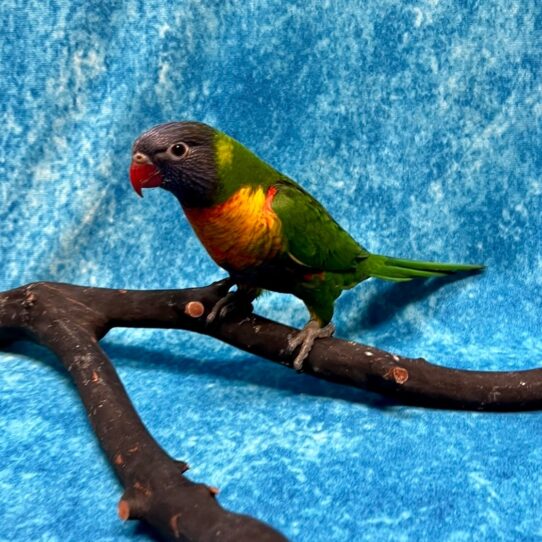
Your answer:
[130,121,483,370]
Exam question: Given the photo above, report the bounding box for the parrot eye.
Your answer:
[169,142,189,159]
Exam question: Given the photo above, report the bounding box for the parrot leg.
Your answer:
[206,285,259,324]
[288,321,335,372]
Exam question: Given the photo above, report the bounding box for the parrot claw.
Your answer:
[206,291,240,323]
[288,321,335,372]
[206,288,257,325]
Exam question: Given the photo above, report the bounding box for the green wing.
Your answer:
[271,181,369,272]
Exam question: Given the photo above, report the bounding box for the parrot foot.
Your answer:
[288,321,335,372]
[206,287,257,324]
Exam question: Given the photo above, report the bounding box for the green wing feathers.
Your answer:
[271,181,483,283]
[271,182,369,272]
[362,255,484,282]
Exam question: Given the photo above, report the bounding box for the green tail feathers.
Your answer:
[364,254,484,282]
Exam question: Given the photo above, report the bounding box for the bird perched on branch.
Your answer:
[130,121,483,370]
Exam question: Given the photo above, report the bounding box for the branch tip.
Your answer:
[117,499,131,521]
[208,485,220,497]
[119,488,149,520]
[384,366,409,385]
[184,301,205,318]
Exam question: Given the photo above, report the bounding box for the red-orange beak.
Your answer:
[129,161,164,197]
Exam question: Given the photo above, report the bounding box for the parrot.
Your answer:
[129,121,483,371]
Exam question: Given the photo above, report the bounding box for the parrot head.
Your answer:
[129,121,219,207]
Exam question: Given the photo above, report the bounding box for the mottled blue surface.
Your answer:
[1,1,541,541]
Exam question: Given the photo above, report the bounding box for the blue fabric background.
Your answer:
[1,1,541,540]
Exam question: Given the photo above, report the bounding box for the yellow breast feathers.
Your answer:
[183,186,283,270]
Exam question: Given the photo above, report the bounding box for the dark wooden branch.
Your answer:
[0,281,287,542]
[1,280,541,539]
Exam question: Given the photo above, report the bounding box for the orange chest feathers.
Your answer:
[183,186,283,271]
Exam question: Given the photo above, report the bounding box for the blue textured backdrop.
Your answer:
[1,1,541,541]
